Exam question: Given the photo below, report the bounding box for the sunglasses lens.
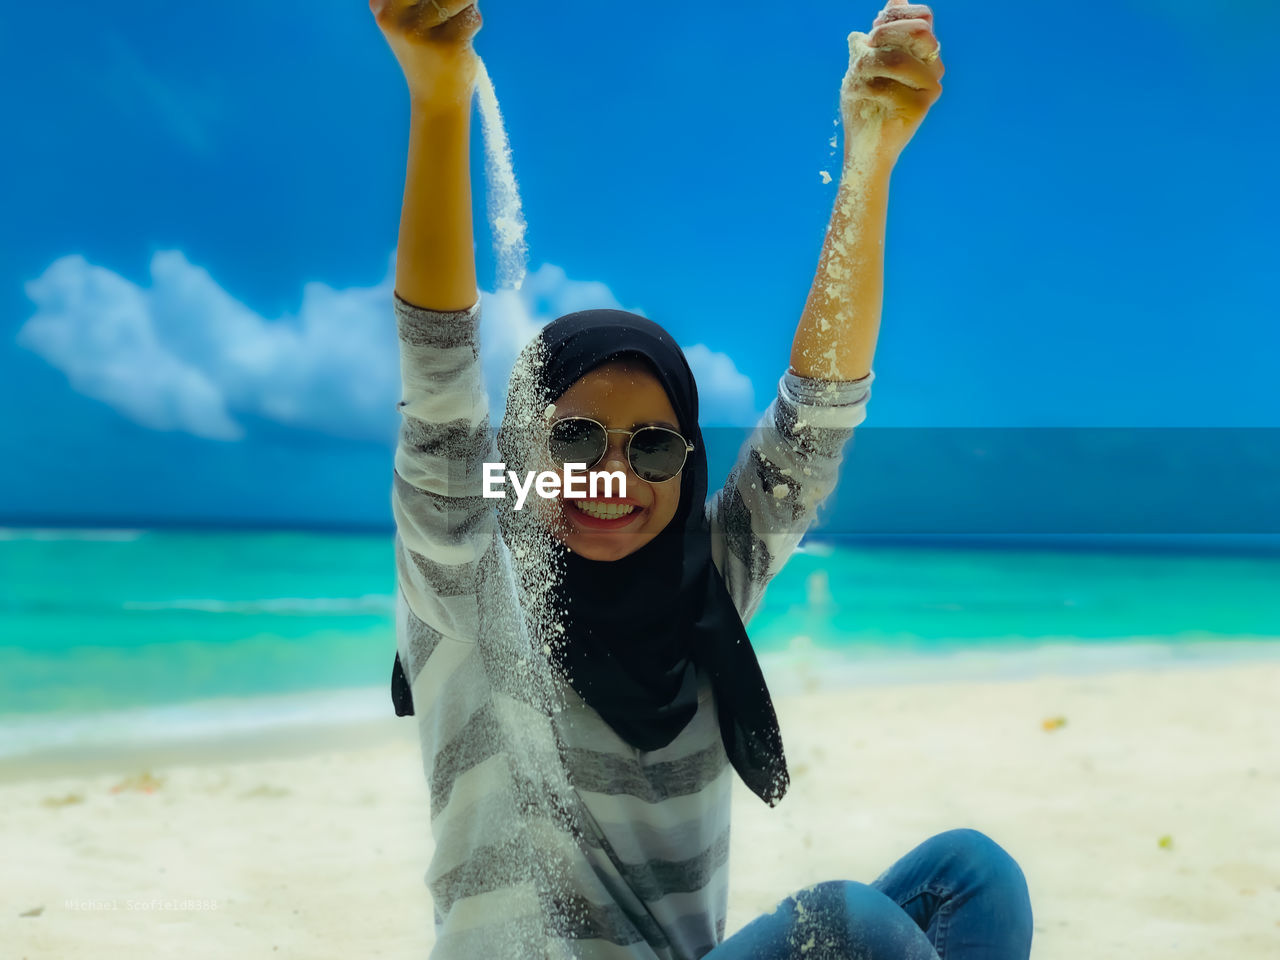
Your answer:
[629,428,688,482]
[548,418,606,468]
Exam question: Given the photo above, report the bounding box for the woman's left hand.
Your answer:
[841,0,944,167]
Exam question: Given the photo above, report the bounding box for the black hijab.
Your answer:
[393,308,790,807]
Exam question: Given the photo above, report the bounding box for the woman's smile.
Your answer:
[564,496,645,529]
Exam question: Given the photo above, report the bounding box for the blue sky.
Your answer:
[2,1,1277,528]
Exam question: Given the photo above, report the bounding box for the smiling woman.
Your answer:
[374,1,1032,958]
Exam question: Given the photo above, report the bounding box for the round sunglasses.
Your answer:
[547,417,694,483]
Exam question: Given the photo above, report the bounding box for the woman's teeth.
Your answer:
[573,500,637,520]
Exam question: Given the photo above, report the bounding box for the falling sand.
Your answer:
[475,58,529,291]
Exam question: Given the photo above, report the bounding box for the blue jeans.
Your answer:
[704,829,1033,960]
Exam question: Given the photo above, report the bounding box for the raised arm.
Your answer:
[372,0,482,311]
[372,1,495,676]
[790,0,943,380]
[709,3,944,620]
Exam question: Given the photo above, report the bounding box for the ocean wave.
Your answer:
[757,635,1280,694]
[0,686,390,761]
[0,528,147,542]
[120,594,395,615]
[795,540,835,557]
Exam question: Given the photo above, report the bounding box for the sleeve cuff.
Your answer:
[394,292,482,350]
[393,291,482,318]
[780,369,874,408]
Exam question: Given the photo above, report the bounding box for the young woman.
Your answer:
[372,2,1033,958]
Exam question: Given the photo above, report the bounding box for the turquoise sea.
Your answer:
[2,528,1278,761]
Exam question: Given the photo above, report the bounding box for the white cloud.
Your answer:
[477,262,634,416]
[19,255,243,440]
[18,254,758,442]
[20,250,401,443]
[684,343,758,426]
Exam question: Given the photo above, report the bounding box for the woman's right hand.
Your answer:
[370,0,483,107]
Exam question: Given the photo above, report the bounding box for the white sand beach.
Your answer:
[3,658,1278,959]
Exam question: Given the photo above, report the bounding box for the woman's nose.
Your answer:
[600,438,636,481]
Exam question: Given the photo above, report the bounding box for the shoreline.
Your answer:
[5,639,1280,784]
[0,715,414,786]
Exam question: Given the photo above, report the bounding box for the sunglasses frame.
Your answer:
[547,416,695,484]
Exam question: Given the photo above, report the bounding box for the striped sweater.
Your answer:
[390,293,872,959]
